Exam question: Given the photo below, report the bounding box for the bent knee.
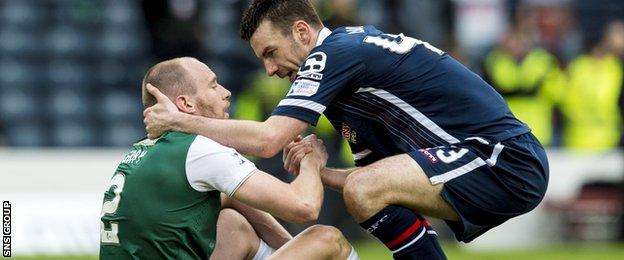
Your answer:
[218,208,245,221]
[305,225,351,258]
[306,225,347,246]
[343,169,382,206]
[218,208,253,233]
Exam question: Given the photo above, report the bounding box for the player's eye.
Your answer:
[267,49,275,57]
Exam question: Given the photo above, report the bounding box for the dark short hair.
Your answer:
[240,0,323,41]
[141,57,197,108]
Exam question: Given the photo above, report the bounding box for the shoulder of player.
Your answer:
[315,25,381,57]
[189,134,238,154]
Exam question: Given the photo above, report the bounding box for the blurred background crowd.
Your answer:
[1,0,623,246]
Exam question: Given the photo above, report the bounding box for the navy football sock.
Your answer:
[359,205,446,260]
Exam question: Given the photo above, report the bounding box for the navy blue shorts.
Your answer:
[409,133,549,242]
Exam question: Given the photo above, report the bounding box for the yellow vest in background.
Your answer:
[561,54,623,151]
[485,48,565,146]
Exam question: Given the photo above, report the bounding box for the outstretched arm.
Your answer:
[232,135,327,224]
[319,167,359,193]
[143,84,309,157]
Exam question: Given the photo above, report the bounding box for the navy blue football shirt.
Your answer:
[272,26,530,166]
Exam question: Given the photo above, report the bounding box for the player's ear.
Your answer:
[293,20,312,45]
[175,95,196,114]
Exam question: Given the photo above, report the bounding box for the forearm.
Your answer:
[291,158,324,214]
[173,113,276,157]
[221,197,292,249]
[321,167,359,193]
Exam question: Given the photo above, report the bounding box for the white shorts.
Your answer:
[252,240,359,260]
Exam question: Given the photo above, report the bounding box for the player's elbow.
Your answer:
[256,131,282,158]
[290,201,321,224]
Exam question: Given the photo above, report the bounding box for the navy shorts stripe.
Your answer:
[408,133,549,242]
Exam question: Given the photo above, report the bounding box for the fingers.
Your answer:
[288,146,312,174]
[282,141,297,163]
[284,142,312,174]
[146,84,170,103]
[282,134,307,164]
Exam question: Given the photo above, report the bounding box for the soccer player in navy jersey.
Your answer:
[144,1,549,259]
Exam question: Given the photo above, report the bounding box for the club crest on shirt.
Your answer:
[341,123,358,144]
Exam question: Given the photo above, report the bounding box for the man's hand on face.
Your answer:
[143,84,181,139]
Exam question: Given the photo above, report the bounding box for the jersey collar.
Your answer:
[315,27,332,47]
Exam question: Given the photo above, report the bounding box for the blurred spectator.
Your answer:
[560,20,624,151]
[141,0,204,60]
[315,0,360,29]
[518,1,581,63]
[453,0,508,61]
[604,20,624,58]
[483,23,565,147]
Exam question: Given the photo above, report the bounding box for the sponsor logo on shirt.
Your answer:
[418,148,438,163]
[287,79,320,97]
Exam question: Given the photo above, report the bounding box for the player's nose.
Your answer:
[264,60,278,77]
[218,84,231,100]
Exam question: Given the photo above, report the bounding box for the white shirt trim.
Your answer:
[277,98,327,114]
[316,27,332,47]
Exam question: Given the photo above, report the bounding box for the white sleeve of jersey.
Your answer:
[185,135,257,196]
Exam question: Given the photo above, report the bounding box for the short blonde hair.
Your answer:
[141,57,198,108]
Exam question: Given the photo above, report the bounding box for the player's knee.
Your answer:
[306,225,342,243]
[343,169,381,211]
[305,225,350,254]
[218,208,253,234]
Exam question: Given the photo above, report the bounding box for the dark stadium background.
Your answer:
[1,0,624,258]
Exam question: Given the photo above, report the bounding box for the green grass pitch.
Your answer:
[8,242,624,259]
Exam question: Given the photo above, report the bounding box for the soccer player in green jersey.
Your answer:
[99,57,358,259]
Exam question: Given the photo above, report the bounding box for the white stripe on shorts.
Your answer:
[353,149,372,160]
[429,158,486,185]
[429,142,504,184]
